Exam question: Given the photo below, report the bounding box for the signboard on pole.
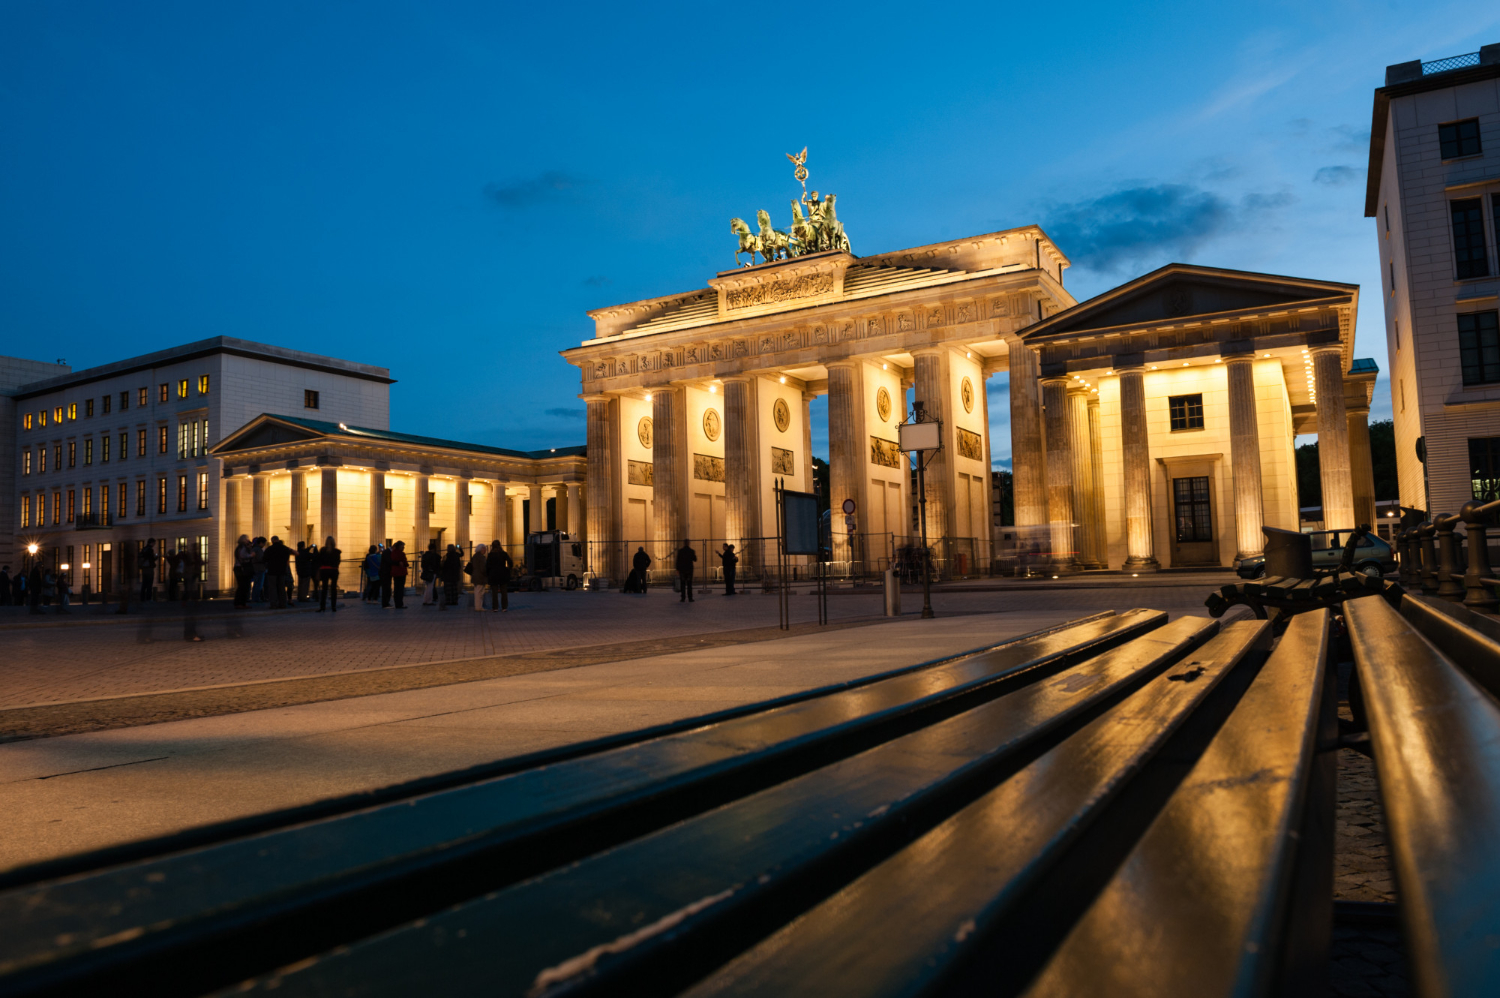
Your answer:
[783,490,821,556]
[899,420,940,452]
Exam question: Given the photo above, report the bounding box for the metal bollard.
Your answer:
[1462,499,1500,612]
[1417,521,1440,595]
[1435,513,1466,602]
[884,566,901,617]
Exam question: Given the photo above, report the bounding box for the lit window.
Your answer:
[158,426,168,454]
[177,475,188,512]
[102,485,110,522]
[157,477,167,514]
[119,432,128,461]
[67,441,76,468]
[1440,119,1482,159]
[39,410,47,428]
[1460,311,1500,386]
[159,384,169,403]
[1169,394,1205,431]
[39,446,47,473]
[197,472,208,510]
[178,422,188,459]
[22,413,31,430]
[118,483,127,518]
[1471,437,1500,503]
[201,418,209,451]
[54,407,63,423]
[21,495,30,528]
[136,481,145,516]
[85,399,94,418]
[22,449,31,475]
[304,389,320,409]
[85,438,92,465]
[177,379,188,399]
[52,492,61,525]
[68,403,77,420]
[138,387,147,407]
[82,488,91,519]
[198,374,209,395]
[67,490,75,523]
[137,429,146,457]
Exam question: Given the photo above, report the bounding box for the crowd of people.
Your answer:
[622,541,738,600]
[0,539,210,615]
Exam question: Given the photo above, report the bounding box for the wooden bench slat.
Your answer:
[1022,610,1333,998]
[1346,597,1500,997]
[673,621,1272,998]
[224,617,1226,997]
[1400,596,1500,700]
[0,611,1168,995]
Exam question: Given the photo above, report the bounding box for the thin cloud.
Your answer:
[1313,166,1360,186]
[483,170,584,207]
[582,275,611,287]
[544,407,586,420]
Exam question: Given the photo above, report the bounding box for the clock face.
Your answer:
[773,398,791,433]
[703,408,721,442]
[961,377,974,414]
[638,416,653,449]
[876,387,892,422]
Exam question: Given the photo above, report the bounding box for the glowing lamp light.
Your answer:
[1263,353,1271,358]
[779,375,787,384]
[1150,365,1158,370]
[882,363,888,370]
[708,384,717,394]
[60,563,69,571]
[966,351,972,358]
[82,562,91,570]
[27,543,38,555]
[644,392,653,401]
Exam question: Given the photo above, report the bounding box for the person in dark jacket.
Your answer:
[295,542,312,602]
[138,540,159,603]
[675,541,697,603]
[28,563,43,614]
[316,536,342,613]
[232,535,253,608]
[465,544,489,612]
[484,541,511,612]
[378,545,395,608]
[11,568,25,607]
[264,536,292,609]
[388,541,408,609]
[0,566,9,606]
[720,543,739,595]
[626,546,651,595]
[421,540,441,606]
[362,546,381,603]
[439,544,463,610]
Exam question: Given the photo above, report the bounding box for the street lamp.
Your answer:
[898,401,942,619]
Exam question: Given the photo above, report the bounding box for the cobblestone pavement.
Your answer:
[0,584,1214,710]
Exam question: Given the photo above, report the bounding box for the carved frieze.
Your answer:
[628,459,654,486]
[927,306,943,327]
[725,273,835,311]
[771,446,796,474]
[870,436,902,469]
[957,428,983,461]
[693,454,725,482]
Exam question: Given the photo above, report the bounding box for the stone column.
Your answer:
[913,350,950,545]
[414,474,430,553]
[1067,385,1100,569]
[1347,392,1377,529]
[455,477,471,555]
[723,377,753,551]
[1117,364,1158,571]
[507,492,521,549]
[1226,353,1265,560]
[223,476,243,588]
[826,361,861,564]
[801,391,816,492]
[1086,394,1106,567]
[319,467,339,547]
[585,395,612,578]
[1040,377,1079,571]
[1008,337,1047,530]
[251,472,270,541]
[290,469,307,546]
[1312,346,1354,530]
[369,471,386,547]
[651,387,683,555]
[566,484,582,535]
[528,485,544,532]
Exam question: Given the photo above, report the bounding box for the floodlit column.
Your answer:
[507,492,522,548]
[223,476,243,586]
[319,467,339,547]
[1086,394,1106,567]
[1313,346,1354,530]
[801,391,816,493]
[455,478,471,555]
[1068,385,1100,569]
[1347,392,1377,529]
[414,474,430,553]
[1118,364,1158,571]
[1226,353,1265,561]
[491,481,507,546]
[585,395,612,577]
[913,349,950,544]
[827,361,860,564]
[724,376,754,552]
[651,386,682,553]
[528,485,544,532]
[369,471,386,547]
[1008,337,1047,530]
[1040,376,1078,571]
[250,472,270,542]
[566,484,582,535]
[290,469,307,545]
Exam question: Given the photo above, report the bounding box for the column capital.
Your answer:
[910,346,946,359]
[1066,382,1093,397]
[1222,350,1258,364]
[720,374,753,384]
[1039,374,1072,388]
[1086,393,1100,408]
[1308,343,1343,358]
[580,393,613,404]
[1113,362,1145,375]
[825,358,859,371]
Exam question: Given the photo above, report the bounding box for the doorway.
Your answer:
[1171,475,1217,566]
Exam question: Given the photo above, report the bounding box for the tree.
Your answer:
[992,469,1014,526]
[811,457,830,516]
[1294,419,1399,515]
[1295,440,1321,511]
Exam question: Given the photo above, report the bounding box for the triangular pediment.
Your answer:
[212,416,328,454]
[1024,264,1357,342]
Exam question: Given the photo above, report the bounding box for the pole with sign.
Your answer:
[899,401,941,618]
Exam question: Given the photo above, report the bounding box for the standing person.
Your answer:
[0,565,10,606]
[720,543,739,596]
[675,540,697,603]
[629,546,651,595]
[466,544,489,611]
[316,536,342,613]
[295,542,312,602]
[28,562,44,614]
[233,535,254,608]
[420,540,440,606]
[115,542,134,615]
[362,546,381,603]
[485,540,511,612]
[42,563,58,609]
[388,541,408,609]
[185,547,204,604]
[264,536,292,609]
[379,544,395,608]
[166,548,184,602]
[138,540,159,603]
[439,544,463,610]
[10,567,23,606]
[250,538,267,603]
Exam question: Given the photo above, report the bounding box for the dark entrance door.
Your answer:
[1172,476,1217,566]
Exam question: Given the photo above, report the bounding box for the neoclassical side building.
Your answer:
[565,231,1380,578]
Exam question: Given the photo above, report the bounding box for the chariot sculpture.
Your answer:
[730,149,852,267]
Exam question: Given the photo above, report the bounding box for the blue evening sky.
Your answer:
[4,1,1497,465]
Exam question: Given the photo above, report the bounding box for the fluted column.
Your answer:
[801,391,816,493]
[528,485,544,532]
[585,395,612,578]
[1008,337,1047,529]
[1313,346,1354,530]
[913,350,950,544]
[369,471,386,547]
[491,482,508,546]
[651,386,683,556]
[826,361,862,564]
[1086,394,1106,567]
[1118,364,1158,571]
[455,477,471,555]
[290,469,307,545]
[1226,354,1265,560]
[414,474,430,553]
[222,476,243,588]
[319,467,339,546]
[723,377,759,563]
[1068,385,1100,569]
[249,472,270,541]
[1041,376,1078,571]
[566,484,582,536]
[1347,394,1377,529]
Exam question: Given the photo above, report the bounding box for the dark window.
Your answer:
[67,441,75,468]
[1173,477,1213,543]
[137,429,146,457]
[426,490,436,513]
[1168,394,1205,430]
[1470,437,1500,502]
[1460,311,1500,385]
[136,480,145,516]
[158,383,169,403]
[1439,118,1482,159]
[85,398,94,418]
[85,439,92,465]
[304,390,320,409]
[1452,198,1490,279]
[138,387,147,407]
[103,394,111,414]
[1389,262,1396,291]
[54,444,61,469]
[121,390,130,410]
[66,490,75,523]
[119,483,128,518]
[383,488,393,511]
